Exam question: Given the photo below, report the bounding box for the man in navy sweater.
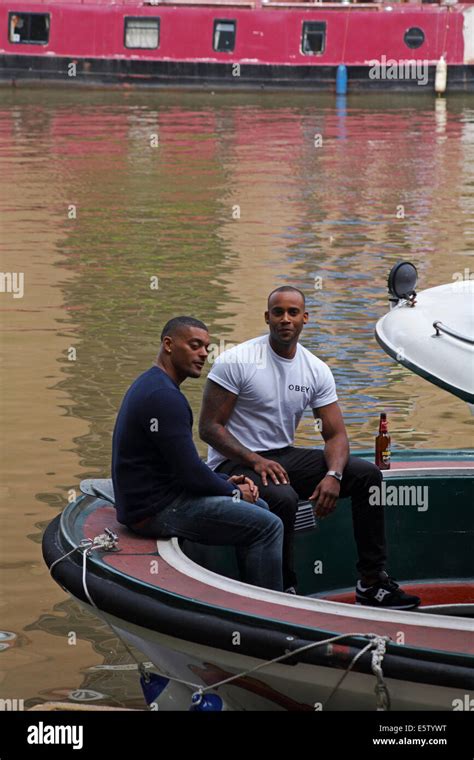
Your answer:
[112,316,283,591]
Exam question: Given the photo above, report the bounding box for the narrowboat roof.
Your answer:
[7,0,474,8]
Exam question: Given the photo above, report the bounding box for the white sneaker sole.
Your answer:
[355,601,420,610]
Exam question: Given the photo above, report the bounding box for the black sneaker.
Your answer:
[355,573,421,610]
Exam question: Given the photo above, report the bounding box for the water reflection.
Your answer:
[25,599,147,709]
[0,89,472,706]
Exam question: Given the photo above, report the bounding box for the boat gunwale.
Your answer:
[52,491,474,663]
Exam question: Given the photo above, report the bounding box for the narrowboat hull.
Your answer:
[1,57,474,91]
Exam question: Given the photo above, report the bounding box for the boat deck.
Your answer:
[78,492,474,654]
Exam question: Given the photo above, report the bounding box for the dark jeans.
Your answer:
[216,447,386,589]
[129,492,284,591]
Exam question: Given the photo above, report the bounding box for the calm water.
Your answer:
[0,88,473,709]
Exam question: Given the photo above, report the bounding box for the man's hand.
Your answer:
[252,456,289,487]
[228,475,259,501]
[309,475,340,518]
[237,483,259,504]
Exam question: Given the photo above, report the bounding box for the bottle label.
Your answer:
[382,449,391,463]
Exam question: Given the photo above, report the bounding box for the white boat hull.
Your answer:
[82,602,471,712]
[375,282,474,404]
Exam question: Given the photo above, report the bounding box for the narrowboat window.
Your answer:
[124,17,160,49]
[213,20,236,53]
[404,27,425,49]
[8,12,50,45]
[301,21,326,56]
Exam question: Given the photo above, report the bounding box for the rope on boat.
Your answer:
[49,530,150,677]
[50,532,199,689]
[189,631,391,710]
[50,533,392,710]
[371,636,391,711]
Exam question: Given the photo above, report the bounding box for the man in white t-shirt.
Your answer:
[199,286,420,609]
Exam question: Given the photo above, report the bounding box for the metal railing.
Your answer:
[433,320,474,346]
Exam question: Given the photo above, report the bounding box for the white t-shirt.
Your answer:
[206,334,338,470]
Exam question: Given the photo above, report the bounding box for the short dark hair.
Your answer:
[160,316,208,342]
[267,286,306,308]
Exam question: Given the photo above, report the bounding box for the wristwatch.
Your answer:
[327,470,343,482]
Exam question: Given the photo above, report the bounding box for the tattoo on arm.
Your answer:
[199,380,258,466]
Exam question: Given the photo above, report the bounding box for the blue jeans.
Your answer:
[129,493,284,591]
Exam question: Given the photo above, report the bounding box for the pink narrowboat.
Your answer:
[0,0,473,91]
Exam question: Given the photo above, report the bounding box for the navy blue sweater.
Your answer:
[112,366,235,525]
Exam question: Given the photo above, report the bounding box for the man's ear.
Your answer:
[264,309,269,325]
[303,311,309,324]
[162,336,172,353]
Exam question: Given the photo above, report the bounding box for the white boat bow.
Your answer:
[375,280,474,404]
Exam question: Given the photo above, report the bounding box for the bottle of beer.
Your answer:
[375,412,391,470]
